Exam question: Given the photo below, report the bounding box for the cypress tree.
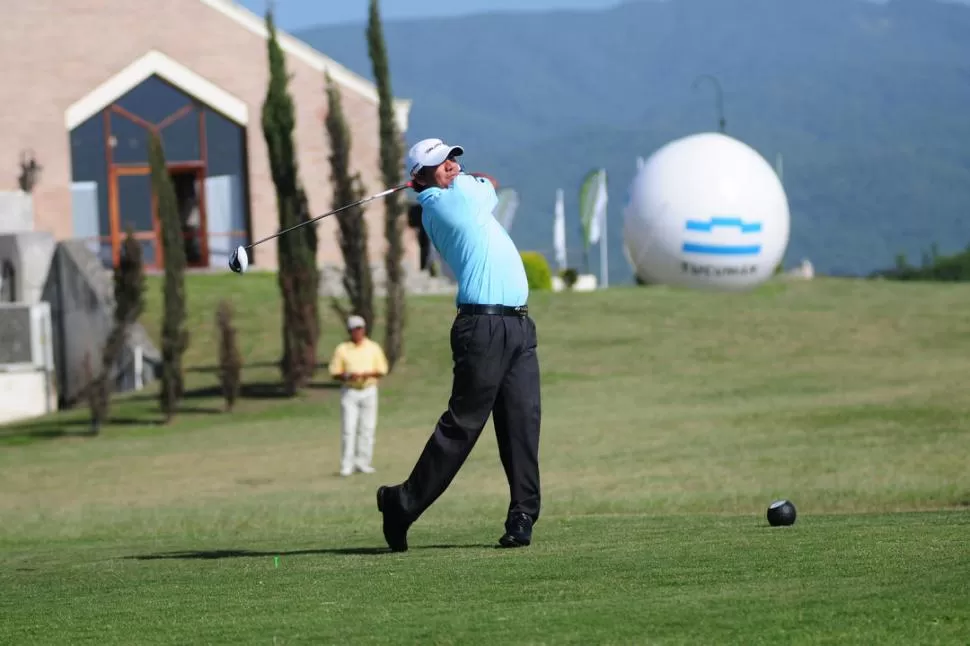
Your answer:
[367,0,406,371]
[325,72,375,331]
[82,353,100,434]
[215,299,243,412]
[87,229,145,433]
[262,8,320,394]
[151,132,189,422]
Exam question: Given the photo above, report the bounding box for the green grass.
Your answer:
[2,276,969,644]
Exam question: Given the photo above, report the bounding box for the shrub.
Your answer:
[560,268,579,289]
[520,251,553,291]
[263,9,319,394]
[85,229,146,435]
[369,0,408,372]
[872,244,970,282]
[151,132,189,422]
[82,352,105,435]
[216,300,243,412]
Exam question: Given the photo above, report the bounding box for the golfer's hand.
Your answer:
[470,172,499,189]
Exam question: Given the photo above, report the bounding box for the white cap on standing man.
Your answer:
[407,138,464,178]
[347,315,366,330]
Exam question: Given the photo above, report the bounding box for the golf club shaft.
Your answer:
[245,182,411,251]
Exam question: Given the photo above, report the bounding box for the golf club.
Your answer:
[229,181,412,273]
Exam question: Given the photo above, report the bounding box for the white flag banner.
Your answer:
[579,168,609,287]
[588,169,608,245]
[553,188,567,271]
[579,168,607,247]
[494,188,520,231]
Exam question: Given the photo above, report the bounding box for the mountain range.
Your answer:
[295,0,970,281]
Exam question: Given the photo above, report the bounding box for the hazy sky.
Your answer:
[237,0,626,30]
[236,0,970,30]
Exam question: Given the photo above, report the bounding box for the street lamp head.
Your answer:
[692,74,727,134]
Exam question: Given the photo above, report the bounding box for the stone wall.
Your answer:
[41,241,161,408]
[0,231,56,305]
[0,191,33,233]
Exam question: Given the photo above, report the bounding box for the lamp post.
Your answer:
[692,74,726,134]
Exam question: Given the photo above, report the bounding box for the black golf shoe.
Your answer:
[498,512,533,548]
[376,485,410,552]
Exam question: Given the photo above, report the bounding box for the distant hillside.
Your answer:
[296,0,970,281]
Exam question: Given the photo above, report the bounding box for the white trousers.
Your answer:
[340,385,378,472]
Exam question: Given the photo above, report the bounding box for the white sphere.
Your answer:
[622,132,790,290]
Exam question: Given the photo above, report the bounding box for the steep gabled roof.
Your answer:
[65,50,250,129]
[198,0,411,132]
[64,0,412,133]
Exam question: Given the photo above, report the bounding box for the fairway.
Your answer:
[2,276,969,644]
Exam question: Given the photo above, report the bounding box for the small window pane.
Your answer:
[69,113,110,237]
[134,239,158,268]
[117,174,154,232]
[204,108,245,177]
[116,75,191,125]
[171,172,205,265]
[109,114,150,164]
[160,112,201,162]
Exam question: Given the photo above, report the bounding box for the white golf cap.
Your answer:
[347,315,366,330]
[407,138,464,178]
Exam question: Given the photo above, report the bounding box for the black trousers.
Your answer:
[396,312,542,523]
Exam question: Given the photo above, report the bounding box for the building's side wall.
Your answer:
[0,0,416,271]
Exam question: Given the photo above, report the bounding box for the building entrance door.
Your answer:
[170,167,209,268]
[108,164,209,270]
[111,167,159,269]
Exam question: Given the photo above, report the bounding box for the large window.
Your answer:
[68,74,250,271]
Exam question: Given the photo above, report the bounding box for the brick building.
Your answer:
[0,0,417,272]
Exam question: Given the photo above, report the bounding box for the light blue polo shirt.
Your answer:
[418,173,529,307]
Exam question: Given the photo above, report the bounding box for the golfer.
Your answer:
[377,138,542,551]
[328,315,389,477]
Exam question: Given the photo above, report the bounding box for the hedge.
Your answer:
[520,251,552,291]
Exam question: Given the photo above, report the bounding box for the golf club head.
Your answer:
[229,246,249,274]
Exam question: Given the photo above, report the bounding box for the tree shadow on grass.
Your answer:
[0,403,230,445]
[177,405,226,415]
[188,361,334,376]
[130,382,294,402]
[125,544,492,560]
[307,382,342,391]
[0,416,157,446]
[188,361,280,375]
[0,427,93,445]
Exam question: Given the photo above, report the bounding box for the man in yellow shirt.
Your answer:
[328,315,389,477]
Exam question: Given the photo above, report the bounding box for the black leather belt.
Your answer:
[457,304,528,317]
